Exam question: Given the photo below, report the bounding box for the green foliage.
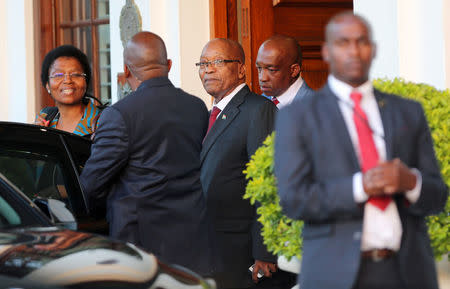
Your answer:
[244,78,449,261]
[244,133,303,260]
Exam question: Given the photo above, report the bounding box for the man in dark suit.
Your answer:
[256,35,314,109]
[275,12,448,289]
[198,38,278,288]
[80,31,214,276]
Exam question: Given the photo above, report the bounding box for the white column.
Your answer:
[109,0,210,105]
[0,0,36,122]
[0,1,9,121]
[354,0,448,90]
[149,0,181,87]
[109,0,152,104]
[397,0,446,90]
[443,0,450,89]
[354,0,400,80]
[109,0,126,104]
[179,0,211,107]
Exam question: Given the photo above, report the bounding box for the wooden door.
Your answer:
[210,0,353,92]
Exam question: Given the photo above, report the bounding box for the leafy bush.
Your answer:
[244,78,450,261]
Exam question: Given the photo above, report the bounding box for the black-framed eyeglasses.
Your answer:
[49,72,87,82]
[195,59,241,70]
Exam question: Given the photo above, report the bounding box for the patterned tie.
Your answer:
[271,96,280,105]
[350,91,391,211]
[206,106,221,136]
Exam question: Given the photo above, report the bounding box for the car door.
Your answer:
[0,122,108,234]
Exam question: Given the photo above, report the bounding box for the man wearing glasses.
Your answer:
[197,38,278,289]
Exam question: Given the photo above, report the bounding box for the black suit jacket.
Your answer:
[275,84,448,289]
[80,77,215,276]
[201,85,277,288]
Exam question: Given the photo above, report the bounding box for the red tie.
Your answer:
[206,106,221,136]
[271,96,280,105]
[351,91,391,210]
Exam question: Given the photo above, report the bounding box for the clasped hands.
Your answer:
[362,158,417,197]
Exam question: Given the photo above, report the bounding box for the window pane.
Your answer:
[97,0,109,19]
[0,150,72,211]
[98,24,111,103]
[78,0,91,20]
[60,0,74,22]
[60,0,91,22]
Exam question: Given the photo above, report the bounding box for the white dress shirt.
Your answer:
[328,75,422,251]
[272,77,304,109]
[212,83,246,119]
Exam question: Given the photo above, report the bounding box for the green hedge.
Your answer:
[244,78,450,261]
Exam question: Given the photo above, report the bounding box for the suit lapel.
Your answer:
[200,86,247,164]
[322,85,360,169]
[374,89,394,160]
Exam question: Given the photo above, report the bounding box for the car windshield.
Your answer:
[0,148,72,211]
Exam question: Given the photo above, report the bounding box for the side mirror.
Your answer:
[33,198,77,230]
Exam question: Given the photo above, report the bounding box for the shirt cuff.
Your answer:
[353,172,368,203]
[404,168,422,204]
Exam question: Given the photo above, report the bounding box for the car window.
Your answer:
[0,178,48,228]
[0,149,72,211]
[0,195,21,226]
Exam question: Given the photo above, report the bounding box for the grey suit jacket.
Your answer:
[293,81,314,101]
[275,84,448,289]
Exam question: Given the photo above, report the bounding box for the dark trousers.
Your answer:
[352,256,405,289]
[250,270,297,289]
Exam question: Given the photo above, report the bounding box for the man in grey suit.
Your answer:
[275,12,447,289]
[256,35,314,109]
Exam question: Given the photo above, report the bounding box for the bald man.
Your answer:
[198,38,282,289]
[275,12,447,289]
[80,31,215,276]
[256,35,313,109]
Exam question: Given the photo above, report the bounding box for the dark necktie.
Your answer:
[271,96,280,105]
[351,91,391,211]
[206,106,221,136]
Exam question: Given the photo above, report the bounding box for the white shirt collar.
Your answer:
[274,77,304,108]
[328,74,373,104]
[214,83,246,113]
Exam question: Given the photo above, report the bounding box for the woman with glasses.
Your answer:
[35,45,102,137]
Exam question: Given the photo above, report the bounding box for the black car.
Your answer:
[0,121,104,233]
[0,122,215,288]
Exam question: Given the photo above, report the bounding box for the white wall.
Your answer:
[398,0,446,89]
[354,0,448,90]
[443,0,450,89]
[109,0,210,105]
[353,0,399,80]
[0,0,36,122]
[179,0,211,107]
